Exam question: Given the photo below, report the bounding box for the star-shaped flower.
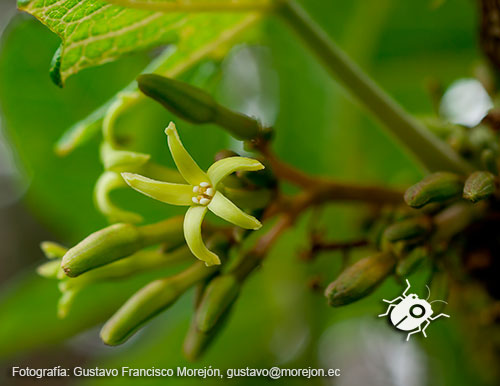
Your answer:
[122,122,264,266]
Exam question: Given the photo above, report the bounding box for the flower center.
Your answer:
[192,182,214,206]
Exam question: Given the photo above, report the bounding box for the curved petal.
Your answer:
[207,156,264,188]
[95,171,143,223]
[208,191,262,230]
[165,122,208,185]
[184,206,221,266]
[100,142,150,172]
[122,173,193,206]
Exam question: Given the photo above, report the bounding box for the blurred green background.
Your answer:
[0,0,489,385]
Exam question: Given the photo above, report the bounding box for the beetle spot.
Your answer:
[409,304,425,318]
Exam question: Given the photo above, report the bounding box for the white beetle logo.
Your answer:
[378,279,450,341]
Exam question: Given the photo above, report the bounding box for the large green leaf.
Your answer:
[17,0,256,87]
[107,0,272,12]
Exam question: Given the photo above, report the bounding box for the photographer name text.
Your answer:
[11,366,340,379]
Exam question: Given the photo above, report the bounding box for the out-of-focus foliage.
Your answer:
[0,0,488,385]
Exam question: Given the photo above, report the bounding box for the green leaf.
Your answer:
[107,0,273,12]
[17,0,258,87]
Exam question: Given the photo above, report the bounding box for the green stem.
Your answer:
[278,0,472,175]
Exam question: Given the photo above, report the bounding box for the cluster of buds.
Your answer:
[37,73,278,358]
[324,99,500,308]
[37,69,500,361]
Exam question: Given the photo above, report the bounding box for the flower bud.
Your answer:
[195,275,240,333]
[463,171,496,203]
[183,310,230,361]
[100,261,218,345]
[404,172,463,208]
[62,223,143,277]
[137,74,261,140]
[40,241,67,259]
[62,217,184,277]
[37,260,62,279]
[325,252,396,306]
[383,217,432,242]
[57,289,77,319]
[60,246,192,293]
[396,246,427,277]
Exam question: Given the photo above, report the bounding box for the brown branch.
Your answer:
[255,140,404,205]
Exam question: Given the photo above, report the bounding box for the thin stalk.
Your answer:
[278,0,472,175]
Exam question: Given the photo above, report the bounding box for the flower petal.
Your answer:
[95,171,143,223]
[208,191,262,230]
[122,173,193,206]
[207,156,265,188]
[165,122,208,185]
[184,206,221,266]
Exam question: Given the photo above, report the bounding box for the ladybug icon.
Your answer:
[378,279,450,341]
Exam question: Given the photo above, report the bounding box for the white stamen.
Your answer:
[193,186,199,193]
[192,197,199,204]
[200,198,210,205]
[206,188,214,196]
[200,182,210,187]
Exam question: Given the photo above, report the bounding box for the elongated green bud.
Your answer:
[60,246,192,293]
[62,217,184,277]
[100,261,218,345]
[62,223,142,277]
[396,246,427,277]
[404,172,463,208]
[58,289,78,319]
[195,275,240,333]
[40,241,68,259]
[383,217,432,242]
[183,310,230,361]
[325,252,396,306]
[137,74,261,140]
[37,260,62,279]
[463,171,496,203]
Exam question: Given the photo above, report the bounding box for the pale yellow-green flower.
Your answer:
[122,122,264,266]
